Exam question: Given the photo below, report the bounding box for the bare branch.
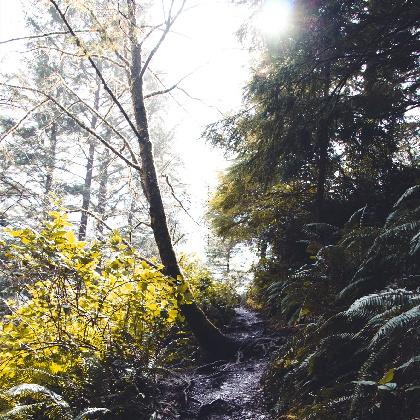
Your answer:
[0,99,49,143]
[139,0,187,79]
[48,0,141,141]
[0,30,97,46]
[0,82,141,171]
[163,174,200,226]
[66,208,158,269]
[144,82,180,99]
[58,78,139,165]
[139,23,164,46]
[24,45,127,69]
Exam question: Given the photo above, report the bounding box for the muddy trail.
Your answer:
[171,307,282,419]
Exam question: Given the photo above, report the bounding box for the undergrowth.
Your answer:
[256,186,420,419]
[0,212,238,419]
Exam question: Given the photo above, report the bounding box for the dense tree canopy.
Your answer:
[208,0,419,252]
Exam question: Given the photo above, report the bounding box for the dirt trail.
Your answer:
[181,307,276,419]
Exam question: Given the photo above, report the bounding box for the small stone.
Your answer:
[198,398,233,417]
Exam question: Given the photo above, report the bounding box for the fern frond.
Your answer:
[409,231,420,256]
[393,185,420,209]
[75,407,111,420]
[346,290,420,320]
[379,221,420,241]
[3,383,72,419]
[346,206,369,229]
[369,305,420,348]
[353,307,402,341]
[6,383,70,409]
[397,355,420,371]
[338,277,372,302]
[327,395,352,408]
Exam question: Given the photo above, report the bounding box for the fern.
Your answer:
[75,407,111,419]
[392,185,420,209]
[353,307,401,341]
[409,231,420,256]
[345,290,420,320]
[379,221,420,240]
[345,205,369,229]
[369,305,420,348]
[3,383,72,419]
[6,384,70,409]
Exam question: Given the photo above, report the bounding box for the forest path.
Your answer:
[181,307,275,419]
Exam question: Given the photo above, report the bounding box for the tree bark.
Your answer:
[315,65,331,222]
[44,122,57,199]
[79,81,101,240]
[96,147,110,238]
[315,117,329,222]
[126,0,239,359]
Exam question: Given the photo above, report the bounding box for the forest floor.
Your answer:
[165,307,282,419]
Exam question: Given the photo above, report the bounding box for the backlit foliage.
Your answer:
[0,211,181,416]
[0,211,240,417]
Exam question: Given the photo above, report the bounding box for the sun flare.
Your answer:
[256,0,292,37]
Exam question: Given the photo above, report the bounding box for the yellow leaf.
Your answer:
[167,308,178,322]
[147,284,156,293]
[64,230,76,243]
[299,307,311,317]
[378,368,395,385]
[6,229,24,238]
[50,361,64,374]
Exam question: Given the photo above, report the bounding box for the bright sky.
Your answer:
[150,1,252,258]
[0,0,292,269]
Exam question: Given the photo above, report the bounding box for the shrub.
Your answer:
[0,212,181,418]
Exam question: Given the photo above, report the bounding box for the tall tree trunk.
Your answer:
[44,122,57,198]
[315,117,329,222]
[79,81,101,240]
[315,66,331,222]
[226,247,231,275]
[126,0,238,359]
[96,146,110,238]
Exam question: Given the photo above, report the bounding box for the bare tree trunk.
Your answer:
[96,147,110,238]
[44,122,57,198]
[79,81,101,240]
[315,117,329,222]
[126,0,238,358]
[226,248,231,275]
[315,66,331,222]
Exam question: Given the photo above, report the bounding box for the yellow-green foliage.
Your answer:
[181,254,240,322]
[0,212,180,389]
